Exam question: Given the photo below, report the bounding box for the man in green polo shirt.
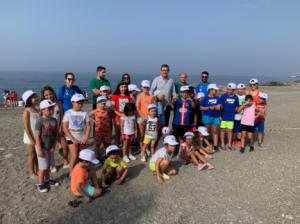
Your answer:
[175,72,189,95]
[89,66,111,109]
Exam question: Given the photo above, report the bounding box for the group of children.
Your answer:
[21,77,267,202]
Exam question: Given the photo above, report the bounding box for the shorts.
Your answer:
[220,120,234,130]
[36,149,51,170]
[67,140,74,145]
[202,115,220,126]
[94,131,112,145]
[233,120,242,133]
[254,121,265,133]
[76,180,95,197]
[241,125,254,133]
[149,162,156,171]
[143,137,157,145]
[23,132,34,145]
[172,124,191,139]
[137,116,144,124]
[122,134,135,142]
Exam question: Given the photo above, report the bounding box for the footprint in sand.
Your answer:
[4,153,13,158]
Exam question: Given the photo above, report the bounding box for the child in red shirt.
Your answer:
[255,92,268,147]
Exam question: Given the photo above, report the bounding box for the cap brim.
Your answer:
[169,141,179,145]
[91,158,99,164]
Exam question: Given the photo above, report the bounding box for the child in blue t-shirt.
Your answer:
[172,86,195,141]
[200,84,221,151]
[220,83,239,150]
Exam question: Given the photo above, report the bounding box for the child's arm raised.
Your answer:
[23,109,35,145]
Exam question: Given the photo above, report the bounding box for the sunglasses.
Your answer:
[250,84,256,86]
[161,69,169,72]
[67,78,75,81]
[201,76,208,79]
[76,100,84,104]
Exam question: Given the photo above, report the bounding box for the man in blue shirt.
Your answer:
[220,83,239,150]
[195,71,210,96]
[57,73,83,114]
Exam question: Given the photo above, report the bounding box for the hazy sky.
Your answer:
[0,0,299,77]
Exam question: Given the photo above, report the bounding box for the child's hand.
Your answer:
[83,196,91,203]
[72,138,79,145]
[29,139,35,146]
[81,137,88,145]
[37,149,43,157]
[209,106,215,110]
[115,179,123,185]
[157,175,164,184]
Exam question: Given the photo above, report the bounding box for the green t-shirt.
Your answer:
[175,82,189,94]
[89,78,111,105]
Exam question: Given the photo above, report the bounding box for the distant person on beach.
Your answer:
[195,71,210,96]
[11,91,18,107]
[34,99,60,193]
[57,73,83,114]
[41,86,69,170]
[149,135,178,184]
[2,90,9,108]
[255,92,268,147]
[238,95,256,153]
[246,78,261,105]
[111,82,130,145]
[63,93,91,177]
[89,66,111,110]
[150,64,176,127]
[71,149,102,202]
[175,72,189,95]
[22,90,40,179]
[121,73,131,85]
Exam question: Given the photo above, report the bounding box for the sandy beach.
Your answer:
[0,86,299,224]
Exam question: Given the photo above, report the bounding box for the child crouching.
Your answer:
[102,145,128,185]
[149,135,178,184]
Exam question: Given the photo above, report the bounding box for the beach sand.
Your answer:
[0,86,299,224]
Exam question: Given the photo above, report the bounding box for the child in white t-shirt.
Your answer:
[149,135,178,184]
[120,103,137,163]
[63,94,91,176]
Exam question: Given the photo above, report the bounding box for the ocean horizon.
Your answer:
[0,70,291,103]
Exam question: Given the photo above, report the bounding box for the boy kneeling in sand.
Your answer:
[70,149,102,202]
[102,145,128,185]
[149,135,178,184]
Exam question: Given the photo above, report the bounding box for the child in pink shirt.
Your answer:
[238,95,255,153]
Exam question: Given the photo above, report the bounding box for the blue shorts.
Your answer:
[254,121,265,133]
[233,120,242,133]
[82,180,95,197]
[202,115,220,126]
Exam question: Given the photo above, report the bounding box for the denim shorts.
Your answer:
[202,115,220,126]
[254,121,265,133]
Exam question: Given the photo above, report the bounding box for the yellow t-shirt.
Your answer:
[102,157,127,170]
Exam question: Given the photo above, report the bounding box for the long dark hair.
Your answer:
[121,73,131,84]
[114,82,129,95]
[41,85,58,103]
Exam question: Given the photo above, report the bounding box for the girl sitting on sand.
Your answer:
[111,82,131,145]
[41,85,69,172]
[194,126,214,158]
[22,90,40,179]
[63,93,91,177]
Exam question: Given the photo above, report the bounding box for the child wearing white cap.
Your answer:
[128,84,140,103]
[247,78,261,105]
[255,92,268,147]
[200,84,221,151]
[102,145,128,185]
[99,86,112,109]
[22,90,40,179]
[195,126,215,157]
[195,92,205,127]
[34,99,59,192]
[89,96,113,159]
[179,132,213,171]
[220,83,239,150]
[149,135,178,184]
[233,84,246,149]
[153,90,166,127]
[141,104,159,162]
[70,149,102,202]
[63,93,91,176]
[156,126,171,149]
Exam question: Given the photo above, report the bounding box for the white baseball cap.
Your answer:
[227,82,237,90]
[180,85,190,92]
[163,135,179,145]
[207,83,219,90]
[141,80,150,88]
[97,96,107,103]
[259,92,268,100]
[128,84,140,92]
[79,149,99,164]
[22,90,36,104]
[99,85,110,91]
[184,131,194,139]
[40,99,56,110]
[237,83,246,89]
[249,78,259,85]
[148,103,157,110]
[162,126,170,135]
[105,145,120,155]
[71,93,85,102]
[198,126,209,136]
[196,92,205,99]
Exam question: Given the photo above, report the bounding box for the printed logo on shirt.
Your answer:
[70,115,85,132]
[119,98,129,112]
[179,108,188,113]
[208,99,217,104]
[226,98,235,104]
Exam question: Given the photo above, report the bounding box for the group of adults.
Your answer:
[56,64,261,128]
